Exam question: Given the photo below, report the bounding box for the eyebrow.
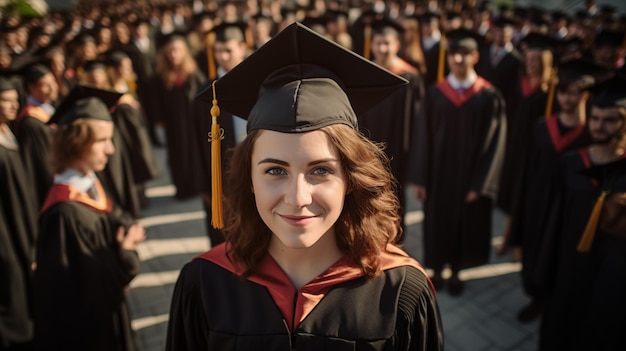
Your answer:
[257,158,339,166]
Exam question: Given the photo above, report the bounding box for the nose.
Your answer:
[284,174,312,208]
[453,53,464,64]
[105,139,115,155]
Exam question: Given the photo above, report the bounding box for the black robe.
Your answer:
[0,139,38,348]
[421,41,444,88]
[166,244,443,350]
[496,78,548,213]
[34,180,140,351]
[539,150,626,351]
[13,105,53,207]
[144,71,207,199]
[407,77,507,271]
[509,117,590,299]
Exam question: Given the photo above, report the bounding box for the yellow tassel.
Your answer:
[363,24,371,60]
[209,81,224,229]
[437,34,446,82]
[206,32,217,81]
[577,190,608,252]
[545,67,558,119]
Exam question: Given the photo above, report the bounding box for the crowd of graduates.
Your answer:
[1,0,626,350]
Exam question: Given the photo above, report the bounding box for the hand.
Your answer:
[117,224,146,250]
[414,185,427,202]
[465,191,479,203]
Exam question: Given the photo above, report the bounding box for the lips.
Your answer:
[279,214,317,226]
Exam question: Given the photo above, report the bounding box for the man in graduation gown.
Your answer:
[420,11,444,88]
[34,94,145,351]
[14,63,58,207]
[0,78,38,350]
[509,59,601,323]
[359,17,424,243]
[407,28,507,296]
[539,75,626,351]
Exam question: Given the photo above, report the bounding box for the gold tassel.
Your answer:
[577,190,608,252]
[206,31,217,81]
[545,67,558,119]
[363,23,371,60]
[209,81,224,229]
[437,34,446,82]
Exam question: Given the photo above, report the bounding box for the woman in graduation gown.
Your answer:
[33,96,145,351]
[166,23,443,351]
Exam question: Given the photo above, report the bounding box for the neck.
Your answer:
[269,231,343,290]
[375,56,397,70]
[558,107,585,127]
[590,141,625,164]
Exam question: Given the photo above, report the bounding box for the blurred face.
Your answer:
[593,45,620,69]
[79,41,97,61]
[165,39,187,67]
[556,82,586,114]
[29,72,58,103]
[251,130,347,250]
[84,68,109,89]
[371,32,400,64]
[75,119,115,173]
[589,106,625,144]
[48,52,66,76]
[114,22,130,44]
[447,48,479,79]
[0,89,19,123]
[117,57,134,79]
[214,39,247,72]
[524,49,542,77]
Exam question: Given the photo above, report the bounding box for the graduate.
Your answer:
[407,27,507,296]
[34,91,145,351]
[539,75,626,351]
[0,78,38,350]
[359,16,424,243]
[166,22,443,350]
[419,11,443,88]
[509,59,605,323]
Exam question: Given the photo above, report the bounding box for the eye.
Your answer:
[266,167,287,176]
[312,167,334,176]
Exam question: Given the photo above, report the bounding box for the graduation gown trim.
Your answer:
[521,76,541,98]
[434,76,492,107]
[40,179,112,214]
[197,243,431,331]
[16,105,50,126]
[578,147,626,186]
[547,117,586,153]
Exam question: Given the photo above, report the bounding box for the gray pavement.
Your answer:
[127,142,540,351]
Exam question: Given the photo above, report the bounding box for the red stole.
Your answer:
[40,178,112,214]
[435,76,492,107]
[546,117,585,153]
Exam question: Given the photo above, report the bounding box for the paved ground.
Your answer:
[127,142,541,351]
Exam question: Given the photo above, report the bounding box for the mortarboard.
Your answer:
[370,16,405,36]
[445,27,484,52]
[593,29,626,48]
[210,21,249,43]
[419,11,441,23]
[556,58,608,89]
[0,77,16,92]
[493,16,517,29]
[520,32,560,51]
[577,157,626,252]
[22,62,51,85]
[48,84,122,125]
[195,22,408,228]
[590,75,626,109]
[156,30,190,50]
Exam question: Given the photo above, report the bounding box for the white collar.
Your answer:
[447,71,477,89]
[0,125,18,150]
[54,168,97,193]
[26,96,56,116]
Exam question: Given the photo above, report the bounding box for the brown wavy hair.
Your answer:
[222,124,402,278]
[155,37,197,89]
[49,119,96,174]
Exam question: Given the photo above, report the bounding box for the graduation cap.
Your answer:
[577,157,626,252]
[556,58,608,90]
[22,62,52,86]
[195,22,408,228]
[370,16,405,36]
[48,84,122,125]
[445,27,484,52]
[419,11,441,24]
[520,32,561,51]
[156,30,190,50]
[204,21,252,80]
[593,29,626,48]
[590,75,626,109]
[0,77,16,92]
[493,16,517,29]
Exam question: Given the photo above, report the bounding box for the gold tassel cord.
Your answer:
[206,32,217,81]
[437,34,446,82]
[577,190,608,252]
[209,81,224,229]
[363,24,372,60]
[545,67,558,119]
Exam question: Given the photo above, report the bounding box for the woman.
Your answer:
[166,23,443,350]
[34,95,145,350]
[144,33,206,199]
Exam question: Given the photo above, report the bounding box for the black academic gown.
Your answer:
[422,41,443,88]
[166,244,443,351]
[0,139,38,349]
[359,62,424,242]
[509,116,590,299]
[407,77,507,271]
[13,105,53,207]
[145,71,207,199]
[539,150,626,351]
[497,79,548,213]
[34,180,140,351]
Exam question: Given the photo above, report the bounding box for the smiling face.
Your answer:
[251,129,348,252]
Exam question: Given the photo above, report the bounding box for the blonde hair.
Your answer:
[155,37,198,89]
